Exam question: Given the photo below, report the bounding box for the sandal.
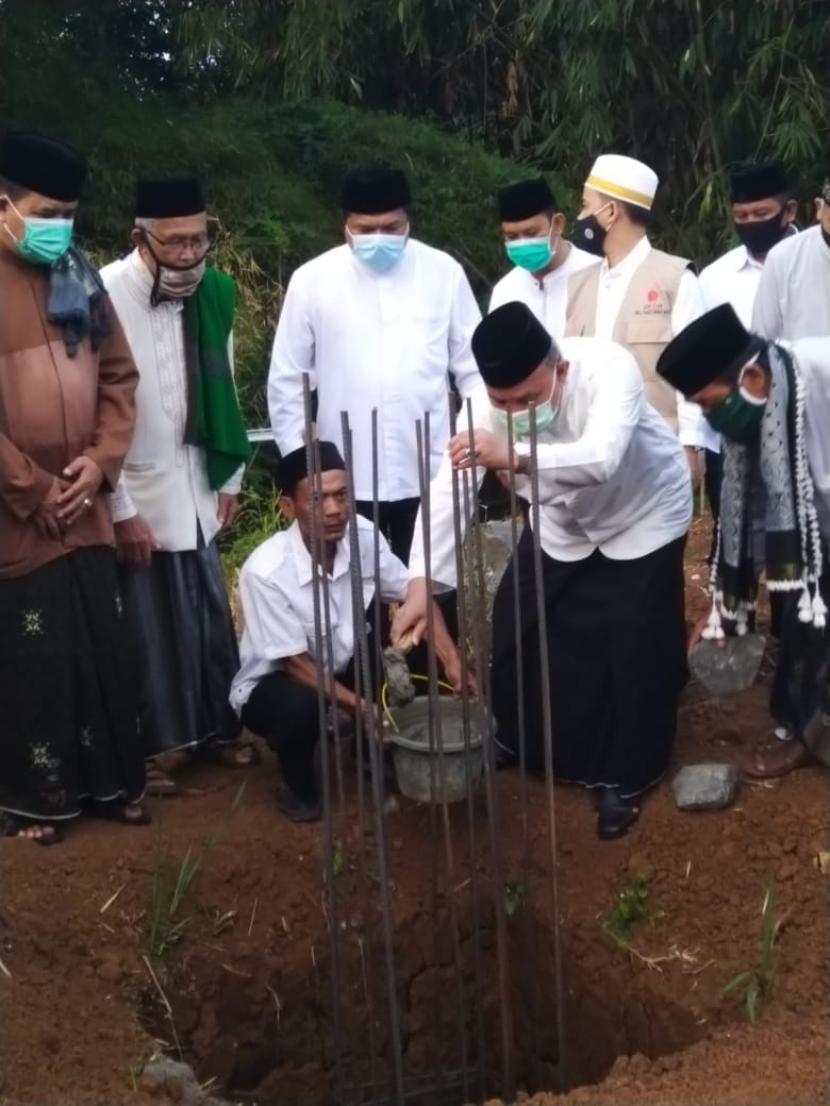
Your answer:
[204,741,261,769]
[742,739,815,780]
[90,801,152,826]
[145,763,178,797]
[1,813,64,846]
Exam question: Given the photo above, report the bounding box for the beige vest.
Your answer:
[565,248,690,433]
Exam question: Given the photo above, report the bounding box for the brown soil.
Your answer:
[2,514,829,1106]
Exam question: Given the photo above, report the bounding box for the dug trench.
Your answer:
[134,791,710,1105]
[1,517,829,1106]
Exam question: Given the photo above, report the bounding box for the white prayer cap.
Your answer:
[585,154,659,211]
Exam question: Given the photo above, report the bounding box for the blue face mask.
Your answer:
[4,199,74,265]
[348,228,408,273]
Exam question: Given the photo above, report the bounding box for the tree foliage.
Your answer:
[174,0,830,256]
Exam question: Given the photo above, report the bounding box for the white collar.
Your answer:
[288,518,351,587]
[600,234,651,280]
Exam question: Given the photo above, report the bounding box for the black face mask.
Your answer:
[734,210,789,258]
[822,226,830,252]
[571,213,607,257]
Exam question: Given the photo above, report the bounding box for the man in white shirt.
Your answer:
[102,177,253,796]
[231,442,464,822]
[565,153,706,487]
[658,304,830,781]
[698,162,798,537]
[268,166,483,564]
[489,178,597,338]
[391,303,692,840]
[753,177,830,341]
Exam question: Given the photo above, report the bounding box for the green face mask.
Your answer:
[3,199,74,265]
[505,228,556,273]
[492,392,558,438]
[705,388,766,444]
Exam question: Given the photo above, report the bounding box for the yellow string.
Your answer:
[381,674,455,732]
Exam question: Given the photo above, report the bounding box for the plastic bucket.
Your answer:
[390,696,485,804]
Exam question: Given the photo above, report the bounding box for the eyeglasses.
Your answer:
[142,227,212,255]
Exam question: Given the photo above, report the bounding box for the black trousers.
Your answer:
[705,448,723,564]
[241,663,356,800]
[490,531,687,798]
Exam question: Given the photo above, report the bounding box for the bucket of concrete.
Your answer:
[389,696,485,804]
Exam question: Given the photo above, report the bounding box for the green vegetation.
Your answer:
[721,885,781,1023]
[148,782,246,958]
[604,873,651,943]
[504,879,528,918]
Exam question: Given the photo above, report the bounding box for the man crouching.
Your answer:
[230,442,466,822]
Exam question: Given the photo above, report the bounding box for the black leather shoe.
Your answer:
[276,788,322,823]
[596,787,640,840]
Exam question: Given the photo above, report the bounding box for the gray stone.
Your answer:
[672,763,738,811]
[688,633,765,696]
[382,646,415,705]
[141,1059,200,1101]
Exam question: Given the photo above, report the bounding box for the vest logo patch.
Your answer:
[647,289,659,302]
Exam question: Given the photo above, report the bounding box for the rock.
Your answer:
[382,646,415,706]
[141,1059,200,1103]
[689,633,765,695]
[672,763,738,810]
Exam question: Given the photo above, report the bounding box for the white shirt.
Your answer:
[102,250,243,551]
[268,239,483,502]
[592,236,706,447]
[489,243,598,338]
[753,226,830,341]
[409,336,692,587]
[230,515,409,712]
[698,245,765,454]
[699,243,764,327]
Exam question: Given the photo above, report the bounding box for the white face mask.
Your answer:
[157,260,205,299]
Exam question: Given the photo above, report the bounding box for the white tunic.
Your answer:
[786,337,830,540]
[488,243,597,338]
[591,236,706,447]
[409,336,692,588]
[102,250,242,551]
[698,244,766,454]
[230,515,409,712]
[752,225,830,341]
[268,239,483,502]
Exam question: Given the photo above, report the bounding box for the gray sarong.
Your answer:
[121,531,241,757]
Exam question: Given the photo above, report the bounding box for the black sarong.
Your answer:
[0,548,145,820]
[490,531,686,799]
[770,569,830,765]
[120,533,241,758]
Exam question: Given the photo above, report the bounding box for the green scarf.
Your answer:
[182,267,251,490]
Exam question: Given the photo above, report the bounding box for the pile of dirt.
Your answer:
[1,515,829,1106]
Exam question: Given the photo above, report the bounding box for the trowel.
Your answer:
[688,633,765,696]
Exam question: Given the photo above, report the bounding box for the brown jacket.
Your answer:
[565,249,690,433]
[0,247,138,579]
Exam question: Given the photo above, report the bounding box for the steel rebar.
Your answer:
[415,414,470,1101]
[342,411,406,1106]
[462,397,515,1099]
[528,403,568,1091]
[301,374,344,1096]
